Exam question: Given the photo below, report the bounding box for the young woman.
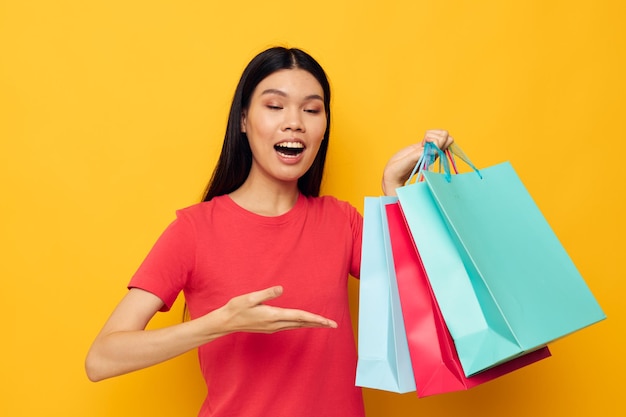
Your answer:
[85,46,453,416]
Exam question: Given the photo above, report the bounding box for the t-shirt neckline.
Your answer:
[221,193,307,225]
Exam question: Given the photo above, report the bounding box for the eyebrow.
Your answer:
[260,89,324,102]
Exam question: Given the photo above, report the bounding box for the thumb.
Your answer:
[253,285,284,304]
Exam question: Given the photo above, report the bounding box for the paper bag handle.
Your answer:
[407,142,482,184]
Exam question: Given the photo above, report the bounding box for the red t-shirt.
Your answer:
[129,194,365,417]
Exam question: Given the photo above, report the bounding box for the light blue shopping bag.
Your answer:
[397,143,606,376]
[355,196,416,393]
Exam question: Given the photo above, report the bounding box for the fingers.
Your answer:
[423,129,454,150]
[270,308,338,330]
[381,129,455,196]
[243,304,337,333]
[221,286,338,334]
[244,287,334,327]
[257,293,338,330]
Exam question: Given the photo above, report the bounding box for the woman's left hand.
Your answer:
[381,129,454,196]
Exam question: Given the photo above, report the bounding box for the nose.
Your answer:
[281,108,305,132]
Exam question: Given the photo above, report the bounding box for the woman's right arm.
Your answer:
[85,286,337,382]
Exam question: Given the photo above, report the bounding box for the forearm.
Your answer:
[85,310,228,381]
[382,178,401,197]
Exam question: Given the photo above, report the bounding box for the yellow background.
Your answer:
[1,1,624,415]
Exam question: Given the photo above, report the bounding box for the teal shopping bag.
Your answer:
[397,145,606,376]
[397,178,524,376]
[355,196,416,393]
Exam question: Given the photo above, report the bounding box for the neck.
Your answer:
[229,178,300,217]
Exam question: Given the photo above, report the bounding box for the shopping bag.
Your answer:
[355,196,416,393]
[396,143,606,376]
[386,201,551,397]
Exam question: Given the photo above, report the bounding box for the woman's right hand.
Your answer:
[213,286,337,334]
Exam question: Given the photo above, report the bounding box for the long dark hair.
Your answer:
[202,47,332,201]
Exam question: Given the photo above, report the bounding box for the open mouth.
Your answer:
[274,141,305,157]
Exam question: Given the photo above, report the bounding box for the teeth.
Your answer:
[275,141,304,157]
[275,141,304,149]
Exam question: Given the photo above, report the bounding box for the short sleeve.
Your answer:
[128,211,196,311]
[339,201,363,279]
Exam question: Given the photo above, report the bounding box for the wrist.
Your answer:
[191,307,233,344]
[381,179,400,197]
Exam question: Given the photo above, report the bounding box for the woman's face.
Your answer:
[241,68,327,187]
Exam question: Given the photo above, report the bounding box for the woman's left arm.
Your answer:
[381,129,454,196]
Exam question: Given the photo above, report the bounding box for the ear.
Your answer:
[240,110,247,133]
